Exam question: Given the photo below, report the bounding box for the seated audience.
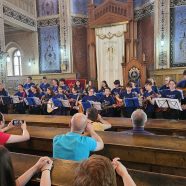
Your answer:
[86,108,111,131]
[121,109,154,135]
[0,145,52,186]
[0,112,30,145]
[53,113,104,161]
[73,154,136,186]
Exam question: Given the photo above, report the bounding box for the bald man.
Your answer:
[53,113,104,161]
[122,109,154,135]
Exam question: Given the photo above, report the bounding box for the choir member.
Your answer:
[177,70,186,89]
[160,80,182,119]
[23,76,35,90]
[0,83,9,114]
[28,85,42,114]
[59,78,70,93]
[68,87,80,115]
[111,80,122,96]
[98,80,109,93]
[41,87,55,115]
[159,76,170,90]
[39,76,50,92]
[129,80,140,94]
[14,84,27,114]
[82,88,99,102]
[74,80,83,94]
[117,82,138,118]
[143,80,157,118]
[100,87,115,117]
[52,79,59,94]
[85,80,97,94]
[148,78,159,94]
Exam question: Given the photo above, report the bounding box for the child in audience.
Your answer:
[86,108,111,131]
[0,146,53,186]
[73,155,136,186]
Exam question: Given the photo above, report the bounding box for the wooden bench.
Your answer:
[7,126,186,177]
[11,152,186,186]
[4,114,186,136]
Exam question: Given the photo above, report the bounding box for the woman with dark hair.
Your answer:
[74,80,83,94]
[0,146,52,186]
[98,80,109,93]
[27,85,42,114]
[14,84,27,114]
[41,87,55,115]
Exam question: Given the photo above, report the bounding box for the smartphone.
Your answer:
[12,120,23,126]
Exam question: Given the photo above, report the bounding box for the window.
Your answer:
[13,50,22,76]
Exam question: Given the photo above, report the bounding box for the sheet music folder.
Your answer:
[124,97,140,108]
[24,97,41,106]
[155,98,182,111]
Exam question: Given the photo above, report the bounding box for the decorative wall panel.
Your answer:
[37,0,59,17]
[170,5,186,67]
[38,26,61,73]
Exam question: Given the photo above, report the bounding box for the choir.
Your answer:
[0,70,186,120]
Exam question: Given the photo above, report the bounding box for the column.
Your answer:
[59,0,72,73]
[0,0,7,84]
[154,0,170,69]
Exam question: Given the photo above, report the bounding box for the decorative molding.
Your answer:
[71,16,88,26]
[134,2,154,21]
[170,0,186,7]
[3,5,36,28]
[37,17,60,27]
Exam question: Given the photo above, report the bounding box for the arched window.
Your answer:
[13,50,22,76]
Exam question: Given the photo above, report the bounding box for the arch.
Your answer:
[5,42,24,57]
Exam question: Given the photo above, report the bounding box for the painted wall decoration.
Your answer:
[71,0,128,15]
[38,26,61,73]
[37,0,59,17]
[170,5,186,67]
[134,0,153,8]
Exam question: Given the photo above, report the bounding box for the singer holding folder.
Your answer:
[160,80,182,119]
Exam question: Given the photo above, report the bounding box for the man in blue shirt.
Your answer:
[39,76,50,92]
[53,113,104,161]
[121,109,154,135]
[23,76,35,90]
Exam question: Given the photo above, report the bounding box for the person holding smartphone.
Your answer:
[0,112,30,145]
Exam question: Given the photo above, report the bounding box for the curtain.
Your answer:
[96,24,127,89]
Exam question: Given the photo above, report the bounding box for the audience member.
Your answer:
[121,109,154,135]
[73,154,136,186]
[86,108,111,131]
[53,113,104,161]
[0,146,52,186]
[0,112,30,145]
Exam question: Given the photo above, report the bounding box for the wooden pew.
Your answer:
[4,114,186,136]
[7,126,186,177]
[11,152,186,186]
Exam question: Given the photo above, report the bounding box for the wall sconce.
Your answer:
[160,40,164,47]
[6,55,10,63]
[28,58,35,66]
